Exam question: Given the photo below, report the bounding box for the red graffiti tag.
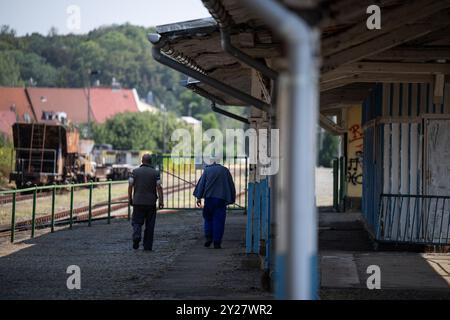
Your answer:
[348,124,363,143]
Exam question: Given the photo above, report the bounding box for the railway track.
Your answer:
[0,190,53,205]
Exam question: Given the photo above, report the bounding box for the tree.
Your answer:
[318,130,339,168]
[0,51,22,86]
[199,113,219,131]
[0,24,235,130]
[92,111,191,152]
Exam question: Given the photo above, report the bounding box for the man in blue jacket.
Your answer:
[193,158,236,249]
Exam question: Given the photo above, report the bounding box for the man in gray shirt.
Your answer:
[128,154,164,251]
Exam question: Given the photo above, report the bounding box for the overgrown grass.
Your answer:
[0,136,13,189]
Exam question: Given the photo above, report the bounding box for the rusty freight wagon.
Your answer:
[9,121,94,188]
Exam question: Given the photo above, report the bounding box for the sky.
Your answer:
[0,0,210,36]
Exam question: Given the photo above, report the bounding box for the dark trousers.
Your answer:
[132,205,157,250]
[203,197,227,245]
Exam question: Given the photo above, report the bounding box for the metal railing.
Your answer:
[332,156,346,212]
[155,155,248,210]
[377,194,450,245]
[0,180,130,243]
[1,156,249,243]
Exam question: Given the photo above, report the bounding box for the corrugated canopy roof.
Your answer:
[154,0,450,110]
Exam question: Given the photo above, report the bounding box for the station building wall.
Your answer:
[362,82,450,237]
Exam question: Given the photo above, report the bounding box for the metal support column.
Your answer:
[242,0,320,300]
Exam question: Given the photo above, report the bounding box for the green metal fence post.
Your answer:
[10,191,16,243]
[31,186,37,238]
[88,182,93,227]
[333,159,339,211]
[51,184,56,233]
[244,157,248,215]
[107,180,112,224]
[339,156,346,212]
[69,185,74,229]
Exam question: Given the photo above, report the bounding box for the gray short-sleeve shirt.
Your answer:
[129,165,161,206]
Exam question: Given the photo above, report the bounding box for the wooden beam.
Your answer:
[319,114,347,135]
[321,73,434,91]
[372,46,450,60]
[331,62,450,75]
[320,84,374,107]
[322,12,450,72]
[283,0,321,9]
[327,0,401,25]
[433,73,445,104]
[323,0,450,57]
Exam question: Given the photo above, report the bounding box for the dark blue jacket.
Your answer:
[193,163,236,205]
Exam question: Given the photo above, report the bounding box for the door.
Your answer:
[425,119,450,196]
[424,118,450,243]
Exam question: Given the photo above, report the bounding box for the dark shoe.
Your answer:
[133,240,140,250]
[143,248,152,252]
[204,240,212,248]
[214,243,222,249]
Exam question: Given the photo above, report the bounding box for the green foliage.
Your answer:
[0,51,22,86]
[0,23,213,117]
[92,111,191,152]
[0,23,251,157]
[199,113,219,131]
[318,130,339,168]
[0,135,13,186]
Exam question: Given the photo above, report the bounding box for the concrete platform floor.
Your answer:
[0,210,271,300]
[319,212,450,299]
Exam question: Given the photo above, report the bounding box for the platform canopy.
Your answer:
[154,0,450,114]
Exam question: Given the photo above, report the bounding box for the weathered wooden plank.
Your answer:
[402,83,409,117]
[333,62,450,75]
[383,83,390,116]
[411,83,418,117]
[373,46,450,61]
[410,123,419,194]
[321,74,433,92]
[420,83,428,115]
[391,123,400,194]
[323,17,450,72]
[392,83,400,117]
[445,82,450,114]
[323,0,450,57]
[383,124,391,194]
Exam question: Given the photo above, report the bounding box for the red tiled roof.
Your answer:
[0,87,35,122]
[25,87,140,124]
[26,87,90,123]
[0,110,16,137]
[90,88,139,123]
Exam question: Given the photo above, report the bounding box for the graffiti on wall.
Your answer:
[346,107,364,197]
[348,151,363,185]
[348,124,363,186]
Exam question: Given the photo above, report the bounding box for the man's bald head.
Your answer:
[142,154,152,165]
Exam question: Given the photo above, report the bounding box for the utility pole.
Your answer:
[161,103,167,154]
[85,69,99,138]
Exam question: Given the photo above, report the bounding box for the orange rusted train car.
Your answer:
[9,113,95,188]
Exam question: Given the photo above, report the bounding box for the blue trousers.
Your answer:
[203,197,227,245]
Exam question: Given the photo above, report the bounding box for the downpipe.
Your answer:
[220,28,278,81]
[211,102,249,124]
[241,0,321,300]
[201,0,278,80]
